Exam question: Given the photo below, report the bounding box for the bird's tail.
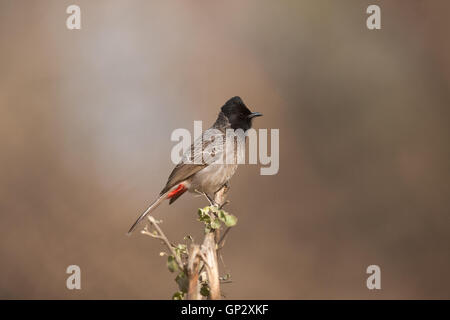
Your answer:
[127,192,168,234]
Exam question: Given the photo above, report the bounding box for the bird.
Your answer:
[128,96,262,234]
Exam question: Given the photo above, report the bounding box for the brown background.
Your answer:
[1,1,449,299]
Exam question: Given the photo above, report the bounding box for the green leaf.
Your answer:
[209,205,219,214]
[167,255,178,273]
[210,218,221,230]
[175,271,189,293]
[172,291,185,300]
[174,244,187,258]
[221,273,232,281]
[218,210,227,221]
[218,210,238,227]
[200,283,210,297]
[197,208,211,223]
[224,214,238,227]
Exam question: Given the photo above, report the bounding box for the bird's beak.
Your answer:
[248,112,263,119]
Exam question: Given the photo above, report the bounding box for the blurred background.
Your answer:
[1,0,449,299]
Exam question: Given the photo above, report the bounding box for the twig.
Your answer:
[219,200,230,209]
[142,216,184,271]
[217,227,232,250]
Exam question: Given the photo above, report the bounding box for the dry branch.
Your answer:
[143,184,231,300]
[142,216,184,271]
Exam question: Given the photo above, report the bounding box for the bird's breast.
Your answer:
[188,164,238,195]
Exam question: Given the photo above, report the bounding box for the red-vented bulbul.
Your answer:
[128,96,262,233]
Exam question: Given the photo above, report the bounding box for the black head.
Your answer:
[220,96,262,131]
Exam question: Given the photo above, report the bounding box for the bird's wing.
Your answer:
[160,129,225,194]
